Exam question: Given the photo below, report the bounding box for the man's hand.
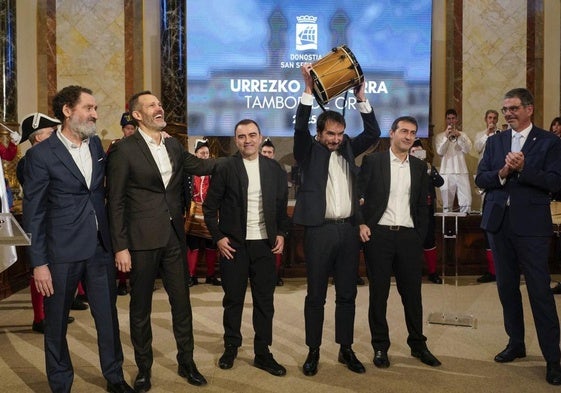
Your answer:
[115,249,132,273]
[300,64,314,94]
[353,80,366,102]
[271,236,284,254]
[217,237,236,260]
[359,224,371,243]
[34,265,54,297]
[506,151,524,172]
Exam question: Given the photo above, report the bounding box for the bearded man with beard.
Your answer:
[23,85,135,393]
[107,91,218,392]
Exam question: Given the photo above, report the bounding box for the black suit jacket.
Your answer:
[203,153,289,248]
[106,130,216,251]
[23,133,111,266]
[292,102,381,226]
[359,151,429,241]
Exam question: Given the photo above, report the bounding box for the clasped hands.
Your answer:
[499,152,524,178]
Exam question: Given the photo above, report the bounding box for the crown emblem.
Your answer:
[296,15,317,24]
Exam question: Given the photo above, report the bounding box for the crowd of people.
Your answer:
[4,65,561,392]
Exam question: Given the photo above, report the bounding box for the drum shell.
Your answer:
[310,45,364,105]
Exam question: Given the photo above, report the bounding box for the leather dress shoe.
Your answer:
[276,277,284,286]
[494,345,526,363]
[218,345,238,369]
[477,272,496,283]
[357,276,365,286]
[205,276,222,286]
[552,282,561,295]
[412,348,441,367]
[71,298,89,310]
[428,273,443,284]
[32,317,74,334]
[178,360,207,386]
[117,282,128,296]
[373,350,390,368]
[254,353,287,376]
[106,381,135,393]
[338,347,366,373]
[547,362,561,385]
[133,370,151,392]
[303,347,320,376]
[188,276,199,287]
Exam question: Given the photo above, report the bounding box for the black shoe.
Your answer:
[428,273,443,284]
[338,347,366,373]
[75,294,88,303]
[357,276,365,286]
[552,282,561,295]
[494,345,526,363]
[188,276,199,287]
[205,276,222,286]
[67,316,75,324]
[254,353,287,376]
[133,370,151,392]
[412,348,441,367]
[302,347,320,376]
[276,277,284,286]
[547,362,561,385]
[178,360,207,386]
[106,381,135,393]
[477,272,496,283]
[117,282,128,296]
[71,298,89,310]
[218,345,238,369]
[373,350,390,368]
[32,320,44,333]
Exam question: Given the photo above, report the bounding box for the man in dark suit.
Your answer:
[293,64,380,376]
[107,91,214,391]
[359,116,441,369]
[23,86,134,393]
[475,88,561,385]
[203,119,289,376]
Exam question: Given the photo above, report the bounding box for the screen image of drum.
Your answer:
[309,45,364,105]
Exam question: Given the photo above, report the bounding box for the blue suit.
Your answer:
[23,132,124,393]
[476,126,561,362]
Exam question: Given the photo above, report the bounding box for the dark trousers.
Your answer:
[220,239,276,355]
[363,225,427,353]
[45,242,124,393]
[488,212,561,362]
[304,222,359,348]
[129,228,194,371]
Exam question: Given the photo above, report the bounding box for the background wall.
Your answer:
[13,0,561,211]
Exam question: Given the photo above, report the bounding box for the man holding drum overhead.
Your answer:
[293,63,381,376]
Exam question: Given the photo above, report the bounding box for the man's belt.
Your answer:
[324,217,351,224]
[377,225,413,231]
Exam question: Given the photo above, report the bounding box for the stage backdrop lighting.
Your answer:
[187,0,432,137]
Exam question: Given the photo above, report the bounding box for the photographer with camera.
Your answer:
[434,108,473,213]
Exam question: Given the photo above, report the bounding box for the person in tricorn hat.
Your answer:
[185,138,221,287]
[112,112,137,295]
[107,112,137,156]
[16,113,79,334]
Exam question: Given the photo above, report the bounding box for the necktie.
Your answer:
[512,133,522,153]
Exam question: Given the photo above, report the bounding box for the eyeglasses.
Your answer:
[501,105,523,114]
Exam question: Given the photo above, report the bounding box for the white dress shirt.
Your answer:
[138,128,173,188]
[378,149,414,228]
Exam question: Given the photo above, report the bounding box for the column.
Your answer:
[0,0,17,124]
[160,0,186,124]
